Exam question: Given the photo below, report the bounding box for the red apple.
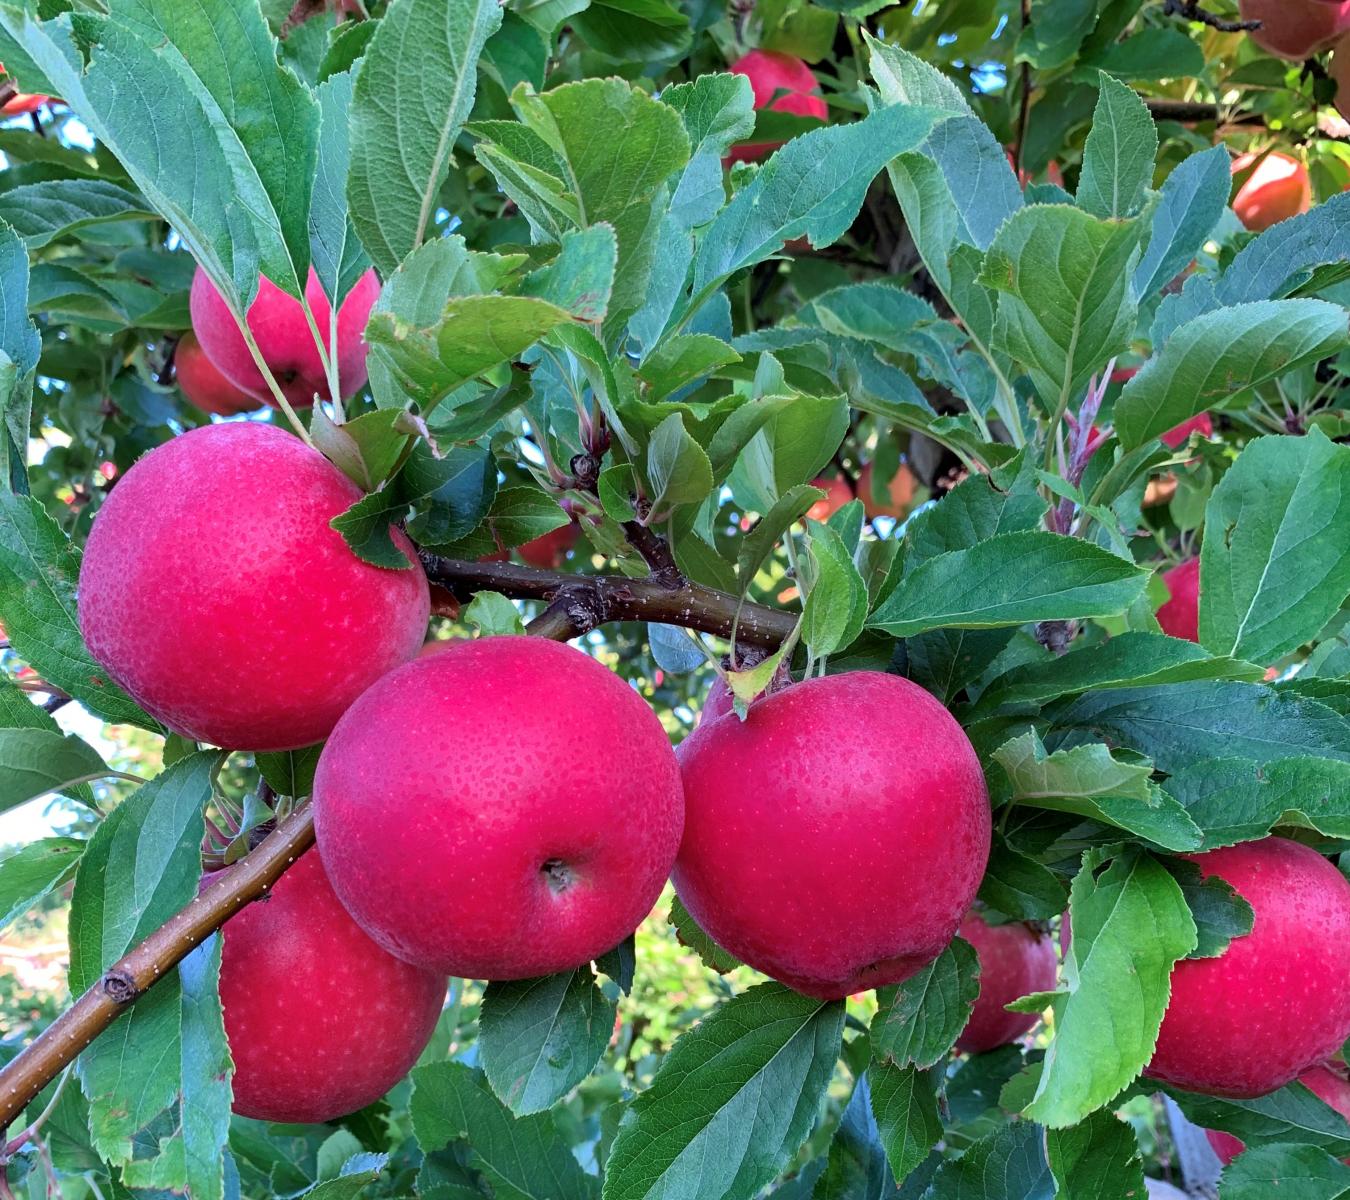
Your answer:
[673,671,991,999]
[313,637,685,978]
[1231,151,1312,231]
[727,50,827,164]
[1145,837,1350,1097]
[1238,0,1350,60]
[78,422,429,750]
[1335,35,1350,119]
[174,331,257,417]
[1160,412,1213,449]
[1156,557,1200,643]
[213,848,446,1123]
[189,266,379,410]
[955,910,1058,1054]
[0,62,51,114]
[858,461,916,520]
[805,476,853,523]
[517,522,579,569]
[1206,1063,1350,1165]
[1005,150,1065,189]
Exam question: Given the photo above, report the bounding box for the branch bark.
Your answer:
[418,552,799,648]
[0,807,317,1136]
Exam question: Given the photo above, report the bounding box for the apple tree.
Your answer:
[3,0,1350,1196]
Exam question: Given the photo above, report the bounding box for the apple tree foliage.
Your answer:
[2,0,1350,1196]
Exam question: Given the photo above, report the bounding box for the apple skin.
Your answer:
[673,671,991,1000]
[1231,151,1312,231]
[1206,1063,1350,1165]
[517,522,580,569]
[78,422,429,750]
[174,332,257,416]
[1160,412,1213,449]
[313,636,685,979]
[727,50,827,164]
[1156,557,1200,643]
[1145,837,1350,1098]
[806,476,853,522]
[955,910,1058,1054]
[1336,35,1350,119]
[213,848,446,1123]
[1238,0,1350,60]
[189,266,380,409]
[858,461,916,520]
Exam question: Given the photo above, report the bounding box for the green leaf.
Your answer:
[304,1153,388,1200]
[669,893,742,973]
[1044,1110,1146,1200]
[1132,144,1230,300]
[740,394,850,507]
[1166,858,1254,958]
[1164,756,1350,849]
[70,751,230,1198]
[802,520,867,658]
[403,443,499,549]
[981,205,1142,409]
[1083,26,1205,80]
[311,70,372,307]
[868,1062,942,1187]
[924,1121,1054,1200]
[661,72,756,228]
[366,294,572,411]
[1040,681,1350,773]
[0,217,38,494]
[0,0,317,306]
[0,492,155,728]
[569,0,690,62]
[520,224,617,323]
[0,179,154,248]
[411,1061,598,1199]
[0,728,108,815]
[638,334,740,401]
[348,0,503,275]
[1116,301,1349,449]
[1076,73,1156,220]
[691,102,943,294]
[1024,846,1195,1127]
[1214,191,1350,307]
[1162,1079,1350,1159]
[870,938,979,1070]
[329,490,412,570]
[979,834,1068,922]
[811,1072,892,1200]
[990,731,1202,851]
[869,531,1149,638]
[0,836,83,934]
[906,451,1045,565]
[736,483,822,586]
[1198,431,1350,663]
[462,592,526,637]
[1216,1145,1350,1199]
[975,631,1262,712]
[646,412,714,512]
[602,983,844,1200]
[254,744,322,798]
[480,967,616,1116]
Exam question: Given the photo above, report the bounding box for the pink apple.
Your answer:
[727,50,828,164]
[673,671,991,999]
[214,849,446,1123]
[78,422,429,750]
[1237,0,1350,60]
[189,266,379,409]
[1145,838,1350,1097]
[858,461,916,520]
[805,476,853,522]
[1161,413,1213,449]
[1231,151,1312,231]
[174,331,257,417]
[955,909,1058,1054]
[313,637,685,978]
[1157,557,1200,643]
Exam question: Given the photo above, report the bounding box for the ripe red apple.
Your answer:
[1335,36,1350,119]
[1160,412,1213,449]
[955,910,1058,1054]
[1206,1063,1350,1165]
[727,50,827,164]
[174,331,257,417]
[1231,151,1312,231]
[0,62,50,114]
[673,671,991,999]
[517,521,580,569]
[858,461,916,520]
[213,848,446,1123]
[805,476,853,522]
[189,266,379,410]
[78,422,429,750]
[313,637,685,978]
[1145,837,1350,1098]
[1156,557,1200,643]
[1238,0,1350,60]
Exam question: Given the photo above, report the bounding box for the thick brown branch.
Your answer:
[419,553,799,649]
[0,807,316,1135]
